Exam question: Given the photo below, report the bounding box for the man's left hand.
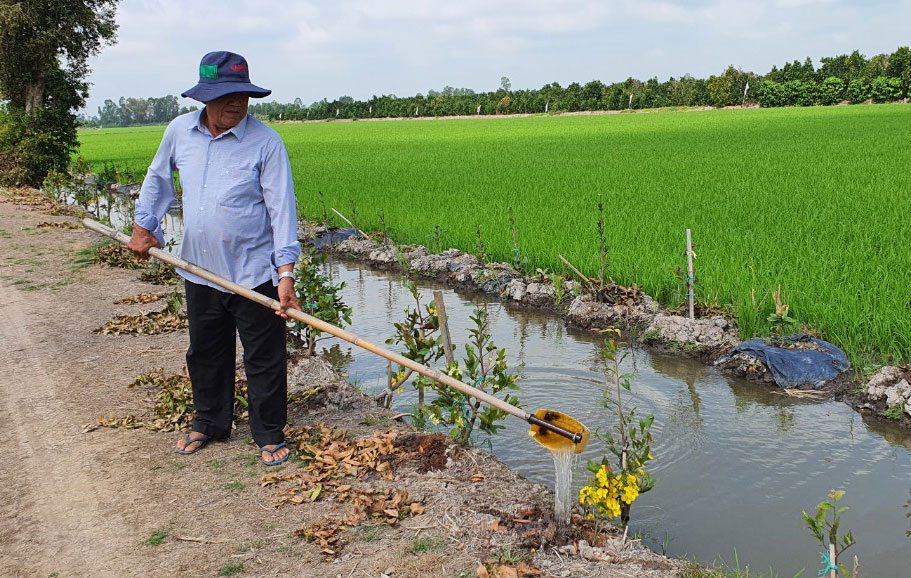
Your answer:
[276,278,300,319]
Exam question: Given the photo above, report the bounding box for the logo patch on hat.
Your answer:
[200,64,218,79]
[230,64,246,71]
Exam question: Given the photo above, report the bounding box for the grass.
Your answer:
[358,523,385,543]
[217,563,244,576]
[222,481,245,492]
[404,536,445,555]
[77,104,911,366]
[359,415,394,427]
[206,458,226,472]
[143,529,167,546]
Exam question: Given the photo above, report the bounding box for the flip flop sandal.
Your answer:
[260,441,290,466]
[174,433,210,455]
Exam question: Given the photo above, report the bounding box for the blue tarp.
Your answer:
[307,228,359,248]
[721,334,850,389]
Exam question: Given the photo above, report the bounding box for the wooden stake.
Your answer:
[330,207,370,239]
[829,543,837,578]
[433,291,455,364]
[852,555,859,578]
[558,254,595,292]
[686,229,695,320]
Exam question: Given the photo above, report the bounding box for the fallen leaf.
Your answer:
[496,565,518,578]
[476,564,490,578]
[409,502,425,515]
[471,472,486,482]
[515,562,541,577]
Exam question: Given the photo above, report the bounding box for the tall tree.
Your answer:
[0,0,119,184]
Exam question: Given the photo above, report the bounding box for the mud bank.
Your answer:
[306,224,911,432]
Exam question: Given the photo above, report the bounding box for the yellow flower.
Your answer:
[626,473,637,485]
[647,452,653,460]
[596,466,608,486]
[397,387,404,394]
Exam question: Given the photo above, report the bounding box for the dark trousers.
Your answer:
[185,280,287,446]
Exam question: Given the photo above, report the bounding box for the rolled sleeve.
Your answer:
[261,137,301,269]
[135,123,177,247]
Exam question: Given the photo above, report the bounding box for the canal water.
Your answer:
[91,191,911,576]
[321,257,911,578]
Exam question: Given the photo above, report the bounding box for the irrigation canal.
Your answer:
[95,191,910,576]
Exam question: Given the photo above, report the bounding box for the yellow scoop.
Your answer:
[528,409,590,454]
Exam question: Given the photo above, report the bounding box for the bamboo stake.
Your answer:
[330,207,370,239]
[558,254,595,292]
[83,218,582,445]
[433,290,455,364]
[686,229,695,320]
[829,543,837,578]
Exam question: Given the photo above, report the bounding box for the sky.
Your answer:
[84,0,911,115]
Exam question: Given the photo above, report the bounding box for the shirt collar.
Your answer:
[190,108,249,142]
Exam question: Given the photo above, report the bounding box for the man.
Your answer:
[127,51,300,465]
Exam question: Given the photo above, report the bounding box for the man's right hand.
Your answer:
[126,224,160,259]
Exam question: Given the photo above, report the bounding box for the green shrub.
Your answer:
[0,105,76,186]
[758,80,786,107]
[870,76,902,103]
[847,79,869,104]
[819,77,846,105]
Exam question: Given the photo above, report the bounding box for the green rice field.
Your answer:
[77,104,911,365]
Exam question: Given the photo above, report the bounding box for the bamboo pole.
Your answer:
[558,254,595,292]
[330,207,370,239]
[686,229,695,320]
[83,218,582,444]
[829,543,837,578]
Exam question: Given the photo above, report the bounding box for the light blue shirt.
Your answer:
[135,109,300,292]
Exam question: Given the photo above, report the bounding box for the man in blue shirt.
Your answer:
[127,51,300,466]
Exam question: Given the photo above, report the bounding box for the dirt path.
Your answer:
[0,189,686,578]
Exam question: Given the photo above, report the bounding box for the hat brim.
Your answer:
[181,82,271,102]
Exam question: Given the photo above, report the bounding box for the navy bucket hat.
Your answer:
[181,51,271,102]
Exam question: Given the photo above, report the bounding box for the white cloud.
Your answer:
[83,0,911,114]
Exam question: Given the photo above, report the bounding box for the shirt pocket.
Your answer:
[217,167,261,208]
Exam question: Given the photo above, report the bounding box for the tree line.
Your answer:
[86,44,911,128]
[83,95,197,128]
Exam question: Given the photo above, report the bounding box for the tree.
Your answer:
[0,0,119,185]
[500,76,511,92]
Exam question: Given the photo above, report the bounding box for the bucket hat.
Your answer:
[181,51,271,102]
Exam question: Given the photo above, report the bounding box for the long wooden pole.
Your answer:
[433,290,455,365]
[84,218,581,444]
[686,229,695,320]
[330,207,370,239]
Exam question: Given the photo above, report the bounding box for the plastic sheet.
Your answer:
[718,334,850,389]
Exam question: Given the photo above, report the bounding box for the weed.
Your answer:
[495,544,530,565]
[474,223,487,265]
[881,405,904,420]
[551,273,566,306]
[404,536,444,555]
[143,529,168,546]
[222,481,245,493]
[217,563,244,576]
[206,459,226,472]
[359,523,385,543]
[428,224,445,253]
[359,415,393,428]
